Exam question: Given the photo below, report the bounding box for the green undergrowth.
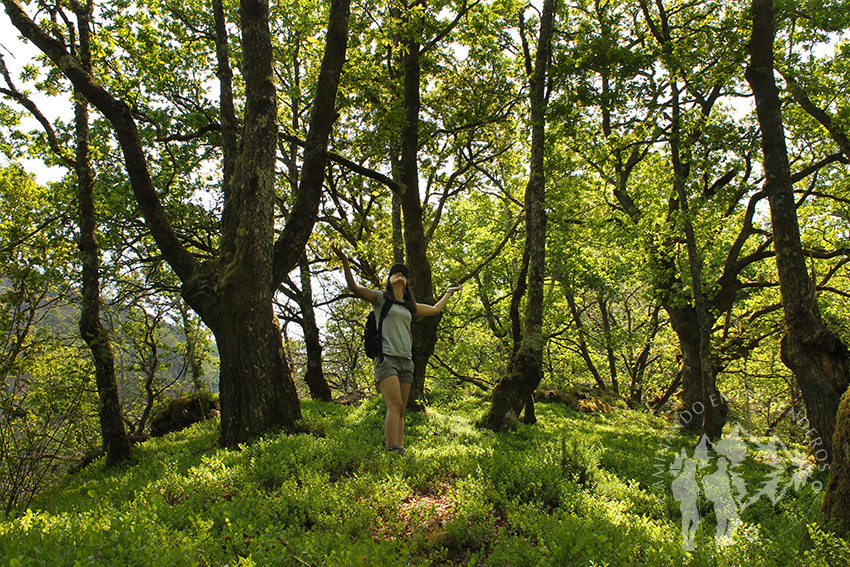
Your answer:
[1,392,847,566]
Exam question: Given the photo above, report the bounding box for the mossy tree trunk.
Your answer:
[822,388,850,536]
[746,0,849,463]
[484,0,556,432]
[73,6,131,466]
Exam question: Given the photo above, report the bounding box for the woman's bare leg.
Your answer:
[379,376,404,448]
[398,382,412,448]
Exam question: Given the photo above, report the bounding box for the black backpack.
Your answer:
[364,300,393,360]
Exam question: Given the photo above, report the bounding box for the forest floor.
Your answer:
[1,388,848,566]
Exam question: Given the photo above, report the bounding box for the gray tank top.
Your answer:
[373,291,413,358]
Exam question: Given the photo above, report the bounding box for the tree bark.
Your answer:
[628,304,659,405]
[178,299,207,393]
[392,191,405,264]
[597,295,619,395]
[666,306,702,427]
[484,0,555,431]
[563,287,607,390]
[213,0,238,193]
[822,386,850,536]
[299,255,332,401]
[393,17,441,412]
[73,7,131,465]
[746,0,849,463]
[669,80,727,439]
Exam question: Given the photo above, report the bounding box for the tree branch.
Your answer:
[1,0,199,283]
[280,131,400,192]
[0,53,75,168]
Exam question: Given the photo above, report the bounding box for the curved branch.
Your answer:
[1,0,198,283]
[420,0,478,55]
[0,54,75,168]
[781,70,850,161]
[280,131,400,192]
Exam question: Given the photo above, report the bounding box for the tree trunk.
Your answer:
[178,299,207,393]
[610,131,732,432]
[392,191,405,264]
[3,0,350,447]
[597,295,619,395]
[210,298,300,444]
[669,80,726,440]
[184,262,302,445]
[485,345,542,431]
[299,255,332,401]
[564,287,607,390]
[629,305,659,405]
[664,304,701,427]
[746,0,849,463]
[484,0,555,431]
[220,0,300,445]
[395,26,441,412]
[213,0,238,192]
[509,245,530,359]
[73,8,131,466]
[822,386,850,536]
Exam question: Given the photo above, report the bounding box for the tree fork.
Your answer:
[2,0,352,447]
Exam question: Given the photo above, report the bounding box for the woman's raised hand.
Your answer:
[331,244,347,262]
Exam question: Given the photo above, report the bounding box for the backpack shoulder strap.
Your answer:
[377,298,393,330]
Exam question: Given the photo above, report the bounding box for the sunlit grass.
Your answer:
[1,390,847,566]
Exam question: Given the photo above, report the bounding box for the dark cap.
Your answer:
[389,263,409,278]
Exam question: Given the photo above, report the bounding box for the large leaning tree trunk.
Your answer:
[73,6,131,465]
[484,0,556,432]
[2,0,352,447]
[746,0,849,463]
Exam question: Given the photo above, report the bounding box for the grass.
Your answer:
[1,389,848,566]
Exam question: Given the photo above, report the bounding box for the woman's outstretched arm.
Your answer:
[415,286,462,317]
[332,245,377,303]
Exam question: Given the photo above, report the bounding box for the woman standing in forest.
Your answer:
[332,245,461,454]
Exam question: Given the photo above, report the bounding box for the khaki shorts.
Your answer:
[375,354,415,384]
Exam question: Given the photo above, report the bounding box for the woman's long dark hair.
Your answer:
[384,281,417,314]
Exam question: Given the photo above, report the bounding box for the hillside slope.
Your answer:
[1,393,845,566]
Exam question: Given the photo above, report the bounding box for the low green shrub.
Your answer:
[1,394,845,566]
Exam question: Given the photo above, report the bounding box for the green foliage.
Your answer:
[0,165,98,516]
[805,523,850,567]
[1,397,844,565]
[2,0,850,562]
